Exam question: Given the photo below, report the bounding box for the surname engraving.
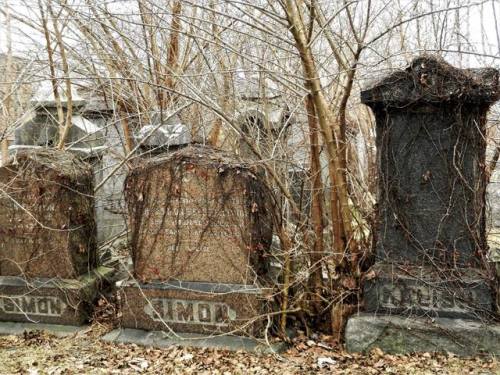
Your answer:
[378,283,478,312]
[0,295,66,317]
[144,298,237,326]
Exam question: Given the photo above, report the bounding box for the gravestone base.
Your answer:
[119,280,271,336]
[102,328,287,353]
[364,263,494,319]
[0,321,88,337]
[0,267,114,325]
[345,313,500,356]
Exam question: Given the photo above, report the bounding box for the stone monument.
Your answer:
[0,149,113,325]
[120,145,273,335]
[345,56,500,355]
[11,96,127,246]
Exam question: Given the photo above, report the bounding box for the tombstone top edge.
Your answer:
[129,144,257,176]
[361,56,499,107]
[0,148,92,180]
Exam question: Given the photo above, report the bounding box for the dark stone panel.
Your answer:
[363,263,494,319]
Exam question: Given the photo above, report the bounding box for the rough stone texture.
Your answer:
[0,267,113,325]
[361,56,499,106]
[124,145,273,284]
[364,263,494,319]
[346,56,500,355]
[345,313,500,356]
[15,100,105,150]
[363,57,499,267]
[0,149,96,278]
[119,280,269,336]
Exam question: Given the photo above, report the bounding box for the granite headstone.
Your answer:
[0,149,112,325]
[120,145,273,335]
[345,56,500,355]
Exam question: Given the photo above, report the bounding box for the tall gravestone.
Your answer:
[0,149,112,325]
[345,57,500,355]
[120,145,273,335]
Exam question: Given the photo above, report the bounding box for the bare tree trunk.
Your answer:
[51,1,73,150]
[284,0,353,255]
[38,0,65,140]
[207,0,228,147]
[1,0,13,164]
[120,109,134,154]
[163,0,182,108]
[306,94,325,312]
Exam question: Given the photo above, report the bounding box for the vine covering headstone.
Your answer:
[0,149,96,277]
[0,149,111,325]
[121,145,274,335]
[345,56,500,355]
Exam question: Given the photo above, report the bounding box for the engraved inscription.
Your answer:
[144,298,237,326]
[378,283,478,312]
[0,295,66,317]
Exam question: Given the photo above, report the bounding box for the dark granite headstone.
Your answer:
[120,145,273,335]
[345,56,500,355]
[0,149,112,325]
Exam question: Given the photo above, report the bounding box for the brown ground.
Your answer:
[0,324,498,374]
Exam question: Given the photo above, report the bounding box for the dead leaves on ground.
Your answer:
[0,328,497,374]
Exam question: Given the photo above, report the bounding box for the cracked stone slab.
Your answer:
[345,313,500,356]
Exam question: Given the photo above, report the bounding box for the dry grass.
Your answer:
[0,324,497,374]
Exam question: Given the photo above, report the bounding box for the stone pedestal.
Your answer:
[364,264,494,319]
[120,145,273,336]
[120,280,269,335]
[345,313,500,356]
[345,57,500,355]
[0,149,111,325]
[0,267,113,325]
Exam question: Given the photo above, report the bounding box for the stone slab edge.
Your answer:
[0,321,88,337]
[102,328,287,354]
[345,313,500,357]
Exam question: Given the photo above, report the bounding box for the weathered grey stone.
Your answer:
[345,313,500,356]
[0,321,87,337]
[363,57,499,266]
[15,102,106,150]
[102,328,287,353]
[136,123,191,148]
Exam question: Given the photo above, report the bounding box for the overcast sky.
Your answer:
[0,0,499,69]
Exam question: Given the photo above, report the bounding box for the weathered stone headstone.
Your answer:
[11,97,128,245]
[120,145,273,335]
[0,149,112,325]
[345,56,500,355]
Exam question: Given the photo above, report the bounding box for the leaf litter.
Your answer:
[0,325,497,374]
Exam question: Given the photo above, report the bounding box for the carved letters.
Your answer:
[0,295,66,317]
[144,298,237,326]
[378,283,478,312]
